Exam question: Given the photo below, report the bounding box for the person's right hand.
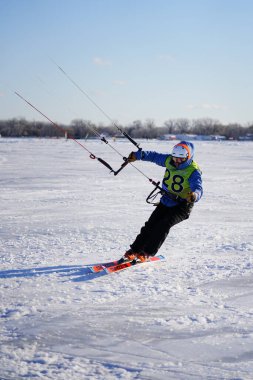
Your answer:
[127,152,137,162]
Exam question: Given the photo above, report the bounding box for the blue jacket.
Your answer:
[135,141,203,207]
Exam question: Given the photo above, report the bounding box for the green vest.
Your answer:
[163,157,201,199]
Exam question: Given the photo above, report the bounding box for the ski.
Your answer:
[89,259,124,273]
[104,255,166,274]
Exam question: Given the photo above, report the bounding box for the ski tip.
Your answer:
[157,254,166,260]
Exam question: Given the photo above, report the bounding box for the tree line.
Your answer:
[0,117,252,140]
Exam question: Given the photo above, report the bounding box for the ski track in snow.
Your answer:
[0,138,253,379]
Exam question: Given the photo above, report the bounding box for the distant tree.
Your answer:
[191,118,222,135]
[163,119,191,134]
[125,120,144,138]
[0,117,252,140]
[70,119,97,138]
[223,124,245,140]
[163,120,176,134]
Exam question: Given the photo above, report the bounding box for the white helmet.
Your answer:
[172,143,190,159]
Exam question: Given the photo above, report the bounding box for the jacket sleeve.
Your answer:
[135,150,169,167]
[189,170,203,202]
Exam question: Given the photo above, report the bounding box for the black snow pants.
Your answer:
[130,201,193,256]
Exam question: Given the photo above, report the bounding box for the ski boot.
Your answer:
[118,249,137,264]
[135,252,152,262]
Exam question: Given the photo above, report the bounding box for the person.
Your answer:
[121,141,203,262]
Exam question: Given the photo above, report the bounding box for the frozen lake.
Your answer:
[1,137,253,379]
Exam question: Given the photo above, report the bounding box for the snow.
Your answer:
[1,137,253,379]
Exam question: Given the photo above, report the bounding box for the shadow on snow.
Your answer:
[0,264,109,282]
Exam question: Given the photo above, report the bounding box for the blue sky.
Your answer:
[1,0,253,126]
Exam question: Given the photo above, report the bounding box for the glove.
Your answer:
[186,192,197,203]
[127,152,137,162]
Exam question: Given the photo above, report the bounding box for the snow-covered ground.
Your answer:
[1,137,253,380]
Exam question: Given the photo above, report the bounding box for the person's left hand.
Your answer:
[186,192,197,203]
